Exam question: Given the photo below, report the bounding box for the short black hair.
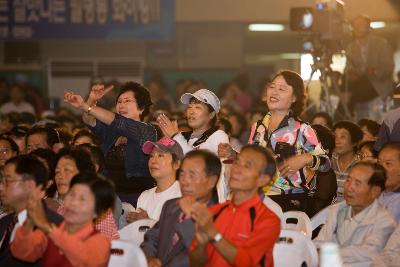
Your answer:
[352,162,386,191]
[359,141,377,157]
[333,120,363,145]
[0,135,19,154]
[311,112,333,129]
[183,149,222,179]
[358,119,380,137]
[56,147,96,174]
[69,172,115,217]
[26,126,60,148]
[116,81,152,121]
[380,142,400,159]
[72,129,101,146]
[77,144,106,173]
[312,124,335,157]
[6,155,49,187]
[240,145,277,177]
[7,125,29,138]
[30,148,57,197]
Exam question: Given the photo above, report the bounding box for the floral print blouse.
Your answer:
[248,112,330,194]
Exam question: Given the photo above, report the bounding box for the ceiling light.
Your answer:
[370,21,386,29]
[248,24,285,32]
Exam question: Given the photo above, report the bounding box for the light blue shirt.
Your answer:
[379,191,400,223]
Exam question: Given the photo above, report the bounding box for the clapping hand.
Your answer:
[191,202,214,237]
[26,185,49,232]
[218,143,235,159]
[157,113,179,138]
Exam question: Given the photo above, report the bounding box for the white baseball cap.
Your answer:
[180,89,221,113]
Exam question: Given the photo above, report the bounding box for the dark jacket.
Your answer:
[90,113,157,178]
[141,198,193,267]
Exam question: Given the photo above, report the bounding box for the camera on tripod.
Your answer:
[289,0,350,56]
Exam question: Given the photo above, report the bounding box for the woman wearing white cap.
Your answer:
[158,89,230,202]
[157,89,229,156]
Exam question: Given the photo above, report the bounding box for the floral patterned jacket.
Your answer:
[249,112,330,194]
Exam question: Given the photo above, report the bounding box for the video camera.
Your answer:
[290,0,350,55]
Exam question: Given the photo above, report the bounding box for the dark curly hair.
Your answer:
[55,147,96,174]
[271,70,307,118]
[116,82,152,121]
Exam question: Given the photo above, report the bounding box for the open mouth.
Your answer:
[269,96,279,102]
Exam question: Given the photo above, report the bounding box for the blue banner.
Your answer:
[0,0,174,40]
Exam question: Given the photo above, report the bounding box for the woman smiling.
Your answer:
[11,172,115,267]
[64,82,157,195]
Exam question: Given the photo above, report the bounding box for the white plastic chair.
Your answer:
[263,196,284,220]
[282,211,312,239]
[118,218,157,245]
[311,207,328,231]
[118,202,135,229]
[108,240,148,267]
[273,229,318,267]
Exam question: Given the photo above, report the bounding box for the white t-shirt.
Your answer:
[136,181,181,221]
[174,129,230,203]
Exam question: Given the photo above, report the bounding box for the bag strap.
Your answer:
[182,126,219,147]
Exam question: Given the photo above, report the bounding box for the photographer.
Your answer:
[345,14,394,122]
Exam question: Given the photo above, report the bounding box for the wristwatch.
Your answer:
[210,232,223,244]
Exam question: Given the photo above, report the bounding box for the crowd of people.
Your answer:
[0,67,398,266]
[0,14,399,267]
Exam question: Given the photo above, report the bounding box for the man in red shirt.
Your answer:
[190,144,281,267]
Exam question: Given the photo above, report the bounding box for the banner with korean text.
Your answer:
[0,0,174,40]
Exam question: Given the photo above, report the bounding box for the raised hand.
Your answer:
[26,185,49,232]
[218,143,235,159]
[157,113,179,138]
[64,91,85,109]
[88,84,114,104]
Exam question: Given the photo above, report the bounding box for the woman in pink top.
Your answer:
[53,147,119,240]
[11,172,116,267]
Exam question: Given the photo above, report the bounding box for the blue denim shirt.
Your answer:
[90,113,157,178]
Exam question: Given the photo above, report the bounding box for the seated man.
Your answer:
[0,155,62,266]
[190,145,281,267]
[127,137,183,222]
[378,142,400,223]
[314,162,396,265]
[140,149,221,267]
